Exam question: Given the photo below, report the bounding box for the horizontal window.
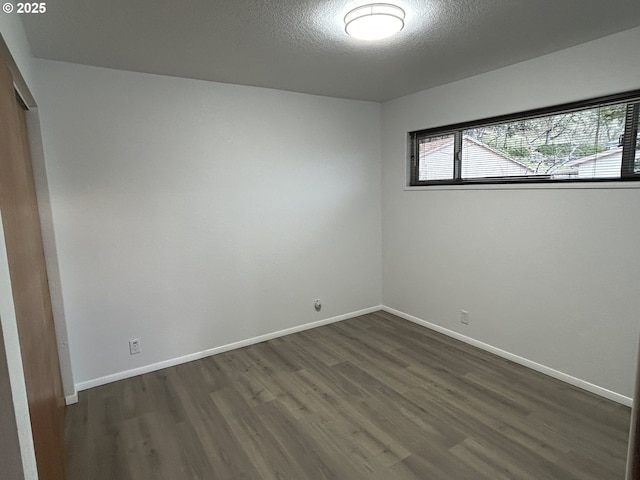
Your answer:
[409,90,640,186]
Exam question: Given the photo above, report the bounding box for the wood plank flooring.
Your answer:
[65,311,631,479]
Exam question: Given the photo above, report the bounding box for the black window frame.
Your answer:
[409,90,640,187]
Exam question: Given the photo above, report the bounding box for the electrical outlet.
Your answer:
[460,310,469,325]
[314,299,322,312]
[129,338,141,355]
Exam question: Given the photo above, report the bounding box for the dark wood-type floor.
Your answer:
[65,311,631,480]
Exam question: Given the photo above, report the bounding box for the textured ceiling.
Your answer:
[21,0,640,102]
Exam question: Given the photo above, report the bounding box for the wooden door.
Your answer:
[0,57,66,479]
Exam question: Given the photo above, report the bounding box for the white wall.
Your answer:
[0,13,35,90]
[382,26,640,399]
[34,59,382,388]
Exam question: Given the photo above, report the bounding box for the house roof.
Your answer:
[564,147,623,167]
[419,137,455,154]
[419,136,535,172]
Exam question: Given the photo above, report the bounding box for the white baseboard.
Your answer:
[72,304,632,408]
[382,306,633,407]
[74,305,383,393]
[65,392,78,405]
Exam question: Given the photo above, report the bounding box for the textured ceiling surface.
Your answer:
[21,0,640,102]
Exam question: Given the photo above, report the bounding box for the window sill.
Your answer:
[404,181,640,191]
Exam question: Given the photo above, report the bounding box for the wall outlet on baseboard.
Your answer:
[460,310,469,325]
[129,338,141,355]
[314,299,322,312]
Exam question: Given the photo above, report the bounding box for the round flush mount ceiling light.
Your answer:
[344,3,405,41]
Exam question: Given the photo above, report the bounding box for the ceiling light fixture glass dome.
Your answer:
[344,3,405,41]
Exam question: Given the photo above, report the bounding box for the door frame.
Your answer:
[0,32,74,479]
[627,334,640,479]
[0,34,39,479]
[0,33,75,401]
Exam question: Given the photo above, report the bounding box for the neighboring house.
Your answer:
[563,147,623,178]
[418,137,456,180]
[419,135,535,180]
